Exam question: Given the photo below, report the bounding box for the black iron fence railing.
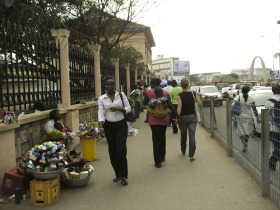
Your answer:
[100,63,115,95]
[69,45,95,103]
[0,21,61,111]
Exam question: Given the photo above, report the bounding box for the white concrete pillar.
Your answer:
[111,58,120,92]
[89,44,101,98]
[141,73,144,80]
[51,29,71,108]
[134,66,138,84]
[124,63,130,96]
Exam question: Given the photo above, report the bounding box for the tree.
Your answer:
[229,73,239,79]
[64,0,160,52]
[117,45,143,66]
[0,0,66,33]
[1,0,159,43]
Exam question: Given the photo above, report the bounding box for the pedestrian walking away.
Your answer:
[265,84,280,171]
[169,80,182,133]
[143,78,178,168]
[163,80,173,93]
[233,86,258,153]
[177,78,202,161]
[98,77,131,186]
[130,85,141,118]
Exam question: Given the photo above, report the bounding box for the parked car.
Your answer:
[197,85,223,106]
[228,83,251,99]
[216,83,229,90]
[221,87,232,99]
[190,86,199,92]
[252,86,272,91]
[249,90,273,136]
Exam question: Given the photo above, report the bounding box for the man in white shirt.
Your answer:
[265,84,280,171]
[163,80,173,93]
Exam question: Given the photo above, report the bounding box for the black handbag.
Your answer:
[119,92,137,122]
[231,96,241,116]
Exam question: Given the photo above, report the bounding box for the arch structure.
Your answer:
[248,56,269,81]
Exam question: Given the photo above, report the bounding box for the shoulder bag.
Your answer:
[191,91,201,122]
[119,92,137,122]
[231,96,241,116]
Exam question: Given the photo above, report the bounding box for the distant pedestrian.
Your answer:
[143,78,178,168]
[163,80,173,93]
[139,87,144,112]
[169,80,182,133]
[234,86,258,153]
[98,77,131,186]
[177,78,202,161]
[130,85,141,118]
[265,84,280,171]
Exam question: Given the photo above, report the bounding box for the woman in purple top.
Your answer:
[143,78,178,168]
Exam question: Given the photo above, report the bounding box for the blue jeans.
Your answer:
[178,114,197,157]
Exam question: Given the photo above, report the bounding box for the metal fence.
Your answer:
[199,97,280,208]
[69,44,95,103]
[0,21,61,111]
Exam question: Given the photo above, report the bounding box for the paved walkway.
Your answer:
[3,111,278,210]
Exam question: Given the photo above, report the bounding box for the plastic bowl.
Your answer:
[61,175,91,187]
[27,168,64,180]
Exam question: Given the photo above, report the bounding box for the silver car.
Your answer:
[197,85,223,106]
[249,90,273,135]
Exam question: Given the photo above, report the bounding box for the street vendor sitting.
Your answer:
[41,109,80,157]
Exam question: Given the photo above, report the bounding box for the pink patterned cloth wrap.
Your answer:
[146,89,170,125]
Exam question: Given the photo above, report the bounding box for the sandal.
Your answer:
[190,157,195,162]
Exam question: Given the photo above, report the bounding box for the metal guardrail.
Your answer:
[199,97,280,208]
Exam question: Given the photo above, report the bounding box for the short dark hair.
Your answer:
[104,76,115,83]
[154,87,163,97]
[151,78,161,86]
[49,109,59,120]
[171,80,177,87]
[272,84,280,94]
[241,86,250,94]
[167,80,172,85]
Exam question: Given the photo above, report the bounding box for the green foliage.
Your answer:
[118,46,143,65]
[194,82,204,86]
[229,73,239,79]
[0,0,160,51]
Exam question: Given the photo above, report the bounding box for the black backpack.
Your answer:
[268,98,280,127]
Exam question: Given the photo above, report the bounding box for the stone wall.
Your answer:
[79,106,98,125]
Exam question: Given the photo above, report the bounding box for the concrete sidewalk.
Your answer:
[3,111,278,210]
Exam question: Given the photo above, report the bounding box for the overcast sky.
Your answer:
[141,0,280,75]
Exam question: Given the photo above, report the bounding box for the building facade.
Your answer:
[152,55,178,80]
[121,25,155,78]
[190,72,222,84]
[152,55,190,80]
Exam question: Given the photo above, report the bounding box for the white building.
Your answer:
[152,55,190,80]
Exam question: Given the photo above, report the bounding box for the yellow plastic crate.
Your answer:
[30,176,60,207]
